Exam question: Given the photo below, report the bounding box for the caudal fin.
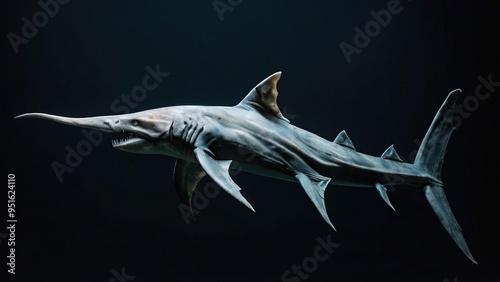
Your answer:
[414,89,460,180]
[414,89,477,264]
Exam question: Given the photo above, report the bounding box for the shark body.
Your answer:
[15,72,476,263]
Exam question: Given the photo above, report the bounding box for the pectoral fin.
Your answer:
[173,159,207,209]
[295,173,336,230]
[193,148,255,212]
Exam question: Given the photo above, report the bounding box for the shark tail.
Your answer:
[414,89,477,264]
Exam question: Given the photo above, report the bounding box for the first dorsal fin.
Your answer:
[237,72,290,122]
[333,130,356,150]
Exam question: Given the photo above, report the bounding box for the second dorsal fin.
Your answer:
[381,145,403,162]
[333,130,355,150]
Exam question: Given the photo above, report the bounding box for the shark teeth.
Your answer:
[111,132,140,146]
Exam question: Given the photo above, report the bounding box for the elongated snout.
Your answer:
[14,113,117,132]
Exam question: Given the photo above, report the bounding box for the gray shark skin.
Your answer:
[15,72,477,264]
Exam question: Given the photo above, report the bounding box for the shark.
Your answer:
[15,71,477,263]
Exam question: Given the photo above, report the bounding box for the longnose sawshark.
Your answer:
[15,72,477,263]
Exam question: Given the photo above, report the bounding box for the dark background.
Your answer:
[2,0,499,281]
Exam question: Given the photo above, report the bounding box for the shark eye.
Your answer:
[131,120,139,126]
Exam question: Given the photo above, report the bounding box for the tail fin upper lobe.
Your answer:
[414,89,460,180]
[415,89,477,264]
